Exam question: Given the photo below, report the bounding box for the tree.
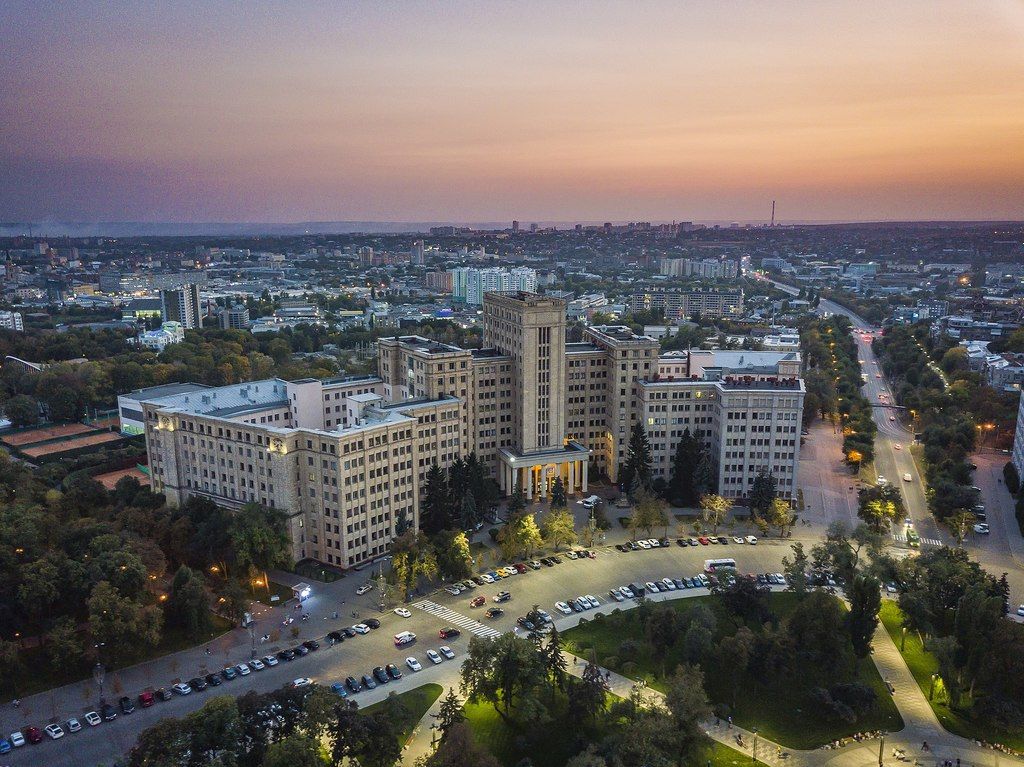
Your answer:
[541,506,577,551]
[46,617,84,678]
[435,688,466,738]
[692,451,715,498]
[668,429,700,505]
[230,503,291,585]
[644,605,679,674]
[499,512,543,561]
[128,717,192,767]
[461,633,549,722]
[699,494,730,534]
[421,463,451,535]
[434,530,473,581]
[749,471,777,517]
[630,490,669,539]
[4,394,39,427]
[765,497,795,537]
[846,574,882,659]
[621,420,653,494]
[458,491,478,532]
[782,542,810,597]
[87,581,162,664]
[420,722,500,767]
[506,483,527,519]
[543,626,568,693]
[716,576,771,625]
[569,653,609,722]
[264,734,328,767]
[663,663,712,760]
[946,509,976,546]
[165,565,212,640]
[391,531,439,601]
[549,476,567,509]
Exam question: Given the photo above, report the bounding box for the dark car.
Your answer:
[485,607,504,618]
[373,666,389,684]
[361,674,377,690]
[119,695,135,714]
[278,649,296,661]
[439,627,461,639]
[222,666,238,680]
[303,639,320,651]
[494,591,511,603]
[540,557,553,566]
[717,536,729,545]
[155,687,172,701]
[23,726,44,744]
[385,663,402,680]
[551,556,563,564]
[327,630,344,644]
[342,627,357,638]
[517,617,536,631]
[101,703,118,721]
[189,676,208,691]
[205,673,223,687]
[365,618,381,630]
[345,676,361,693]
[294,644,309,656]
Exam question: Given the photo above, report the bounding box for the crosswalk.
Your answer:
[891,533,943,547]
[411,600,503,639]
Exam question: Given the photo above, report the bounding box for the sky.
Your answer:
[2,0,1024,224]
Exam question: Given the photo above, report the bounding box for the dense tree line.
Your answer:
[0,452,291,695]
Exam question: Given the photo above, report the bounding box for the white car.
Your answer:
[406,657,422,672]
[903,473,912,482]
[584,594,600,608]
[172,682,192,695]
[480,574,495,584]
[609,588,624,602]
[248,658,265,671]
[9,732,25,747]
[733,536,745,544]
[637,539,651,549]
[973,523,990,534]
[745,536,758,545]
[353,623,371,634]
[579,495,602,508]
[661,578,676,591]
[645,581,659,593]
[426,649,443,664]
[877,476,887,485]
[444,585,462,596]
[619,585,635,599]
[394,607,412,618]
[1017,604,1024,617]
[356,583,373,595]
[292,677,313,688]
[554,600,573,615]
[263,654,279,666]
[83,712,102,727]
[45,724,65,740]
[439,645,455,659]
[894,443,902,450]
[66,718,81,733]
[236,663,251,676]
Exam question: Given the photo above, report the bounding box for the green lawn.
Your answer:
[463,698,752,767]
[3,612,234,703]
[360,683,443,747]
[879,600,1024,750]
[563,593,903,750]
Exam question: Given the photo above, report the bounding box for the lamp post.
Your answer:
[92,660,106,706]
[751,727,759,764]
[430,723,439,750]
[901,626,907,652]
[878,733,886,767]
[248,622,257,659]
[929,673,938,700]
[375,562,388,613]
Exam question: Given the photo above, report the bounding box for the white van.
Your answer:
[393,631,416,647]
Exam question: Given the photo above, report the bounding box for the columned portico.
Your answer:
[499,441,590,500]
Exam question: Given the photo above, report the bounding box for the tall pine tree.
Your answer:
[668,428,700,505]
[621,420,653,494]
[420,462,451,535]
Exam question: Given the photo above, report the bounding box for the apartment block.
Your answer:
[630,288,743,318]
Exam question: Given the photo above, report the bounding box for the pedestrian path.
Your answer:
[411,600,502,638]
[892,533,943,547]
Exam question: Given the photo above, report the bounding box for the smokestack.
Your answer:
[771,200,776,227]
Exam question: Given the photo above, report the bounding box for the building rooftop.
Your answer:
[121,382,211,402]
[383,335,467,355]
[587,325,658,345]
[143,379,290,415]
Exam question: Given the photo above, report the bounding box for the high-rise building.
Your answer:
[449,266,537,305]
[0,310,24,331]
[410,240,425,265]
[218,303,251,330]
[140,291,803,568]
[161,284,202,329]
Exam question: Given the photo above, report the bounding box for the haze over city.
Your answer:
[3,0,1024,225]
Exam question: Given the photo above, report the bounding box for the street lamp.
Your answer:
[929,673,938,700]
[751,727,760,764]
[92,660,106,705]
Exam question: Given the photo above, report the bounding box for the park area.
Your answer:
[1,420,130,462]
[562,591,903,750]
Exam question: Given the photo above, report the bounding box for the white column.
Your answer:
[568,461,577,495]
[539,466,548,500]
[582,460,588,493]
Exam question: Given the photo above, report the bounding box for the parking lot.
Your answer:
[1,536,796,767]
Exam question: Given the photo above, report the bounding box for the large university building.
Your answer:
[137,292,804,567]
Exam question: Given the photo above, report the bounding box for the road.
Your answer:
[0,535,800,767]
[770,278,1024,611]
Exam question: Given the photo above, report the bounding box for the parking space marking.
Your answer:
[411,600,502,638]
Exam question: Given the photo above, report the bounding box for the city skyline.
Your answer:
[3,0,1024,223]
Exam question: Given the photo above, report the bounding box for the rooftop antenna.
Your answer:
[770,200,776,228]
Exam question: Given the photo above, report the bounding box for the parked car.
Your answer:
[204,673,223,687]
[155,687,172,701]
[172,683,193,696]
[426,649,443,664]
[439,645,455,659]
[84,711,103,726]
[138,691,155,707]
[345,676,361,693]
[263,654,280,666]
[44,724,65,740]
[277,649,296,661]
[439,627,461,639]
[303,639,320,651]
[294,644,309,656]
[554,600,572,615]
[248,658,266,671]
[386,663,403,680]
[394,607,412,618]
[0,738,12,753]
[221,666,238,680]
[66,717,82,733]
[23,726,44,744]
[101,703,118,721]
[291,677,313,688]
[367,617,381,628]
[8,732,25,748]
[188,677,208,691]
[745,536,758,545]
[330,682,349,697]
[361,674,377,690]
[494,591,511,602]
[355,583,373,595]
[353,623,371,634]
[485,606,504,618]
[327,631,345,644]
[470,595,486,608]
[406,657,422,672]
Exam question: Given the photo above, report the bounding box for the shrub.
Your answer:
[488,527,499,541]
[618,639,641,659]
[621,661,639,676]
[603,655,620,670]
[1004,462,1020,495]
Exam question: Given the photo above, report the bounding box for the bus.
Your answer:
[704,558,737,573]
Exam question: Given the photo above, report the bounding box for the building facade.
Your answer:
[138,291,803,569]
[161,284,202,329]
[630,289,744,318]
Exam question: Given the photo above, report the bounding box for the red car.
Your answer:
[24,726,44,744]
[698,536,710,545]
[470,595,485,608]
[514,563,528,574]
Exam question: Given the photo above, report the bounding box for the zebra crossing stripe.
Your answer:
[891,534,943,546]
[411,600,502,638]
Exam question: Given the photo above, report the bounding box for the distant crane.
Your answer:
[770,200,776,227]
